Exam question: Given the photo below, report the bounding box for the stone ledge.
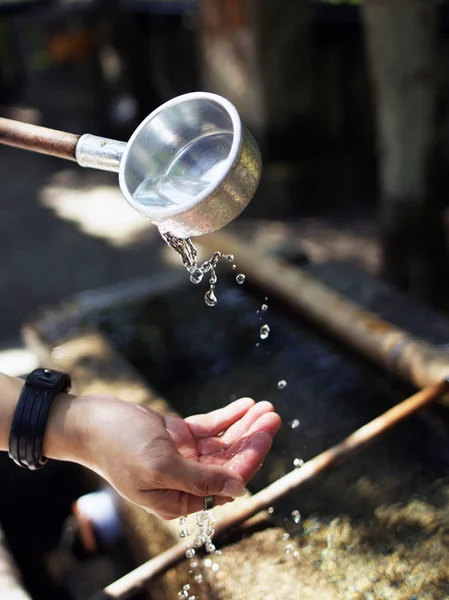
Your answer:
[23,302,339,600]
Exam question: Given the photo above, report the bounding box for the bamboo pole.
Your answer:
[197,232,449,392]
[95,379,449,600]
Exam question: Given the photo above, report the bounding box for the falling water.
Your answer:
[260,324,270,340]
[161,232,245,307]
[161,235,298,589]
[178,509,219,598]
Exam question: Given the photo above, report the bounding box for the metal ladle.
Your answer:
[0,92,262,238]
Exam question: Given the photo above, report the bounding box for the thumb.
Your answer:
[166,456,247,498]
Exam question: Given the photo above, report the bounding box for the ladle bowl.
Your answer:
[118,92,262,238]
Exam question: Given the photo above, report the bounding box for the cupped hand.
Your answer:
[77,395,281,520]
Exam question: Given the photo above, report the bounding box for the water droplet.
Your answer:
[282,533,290,541]
[163,233,232,305]
[236,274,246,284]
[277,380,287,390]
[205,290,217,307]
[51,346,64,360]
[188,596,196,600]
[267,507,274,515]
[192,509,216,559]
[211,563,220,572]
[185,548,196,559]
[190,561,198,568]
[261,304,268,311]
[215,549,222,555]
[193,536,205,547]
[284,544,294,555]
[256,342,260,347]
[232,264,237,270]
[178,591,188,599]
[194,574,203,584]
[293,551,300,559]
[183,585,191,591]
[293,458,304,468]
[291,510,301,524]
[189,269,204,284]
[204,558,212,568]
[260,324,270,340]
[179,516,186,535]
[290,419,300,429]
[179,517,190,538]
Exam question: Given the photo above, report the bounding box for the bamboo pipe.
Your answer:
[95,380,449,600]
[0,118,79,161]
[198,232,449,392]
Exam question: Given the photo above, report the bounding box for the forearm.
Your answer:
[0,372,87,462]
[0,373,24,451]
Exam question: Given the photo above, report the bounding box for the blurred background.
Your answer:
[0,0,448,361]
[1,3,449,599]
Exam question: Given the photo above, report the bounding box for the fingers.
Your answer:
[133,400,281,520]
[221,401,276,446]
[226,430,275,482]
[138,425,279,520]
[198,410,281,458]
[243,411,281,439]
[164,453,247,499]
[210,413,281,480]
[185,397,255,439]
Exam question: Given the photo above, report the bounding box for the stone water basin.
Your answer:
[25,261,449,600]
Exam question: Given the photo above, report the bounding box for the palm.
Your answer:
[165,398,281,485]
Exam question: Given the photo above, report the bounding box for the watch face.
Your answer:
[27,368,71,391]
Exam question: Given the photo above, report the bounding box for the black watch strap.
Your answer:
[9,368,71,470]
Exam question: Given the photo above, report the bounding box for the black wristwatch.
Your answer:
[8,368,72,470]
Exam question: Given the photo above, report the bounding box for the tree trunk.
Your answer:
[197,0,266,139]
[363,0,448,304]
[197,0,313,153]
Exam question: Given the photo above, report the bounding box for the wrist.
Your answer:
[0,373,24,451]
[1,371,92,466]
[42,392,91,464]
